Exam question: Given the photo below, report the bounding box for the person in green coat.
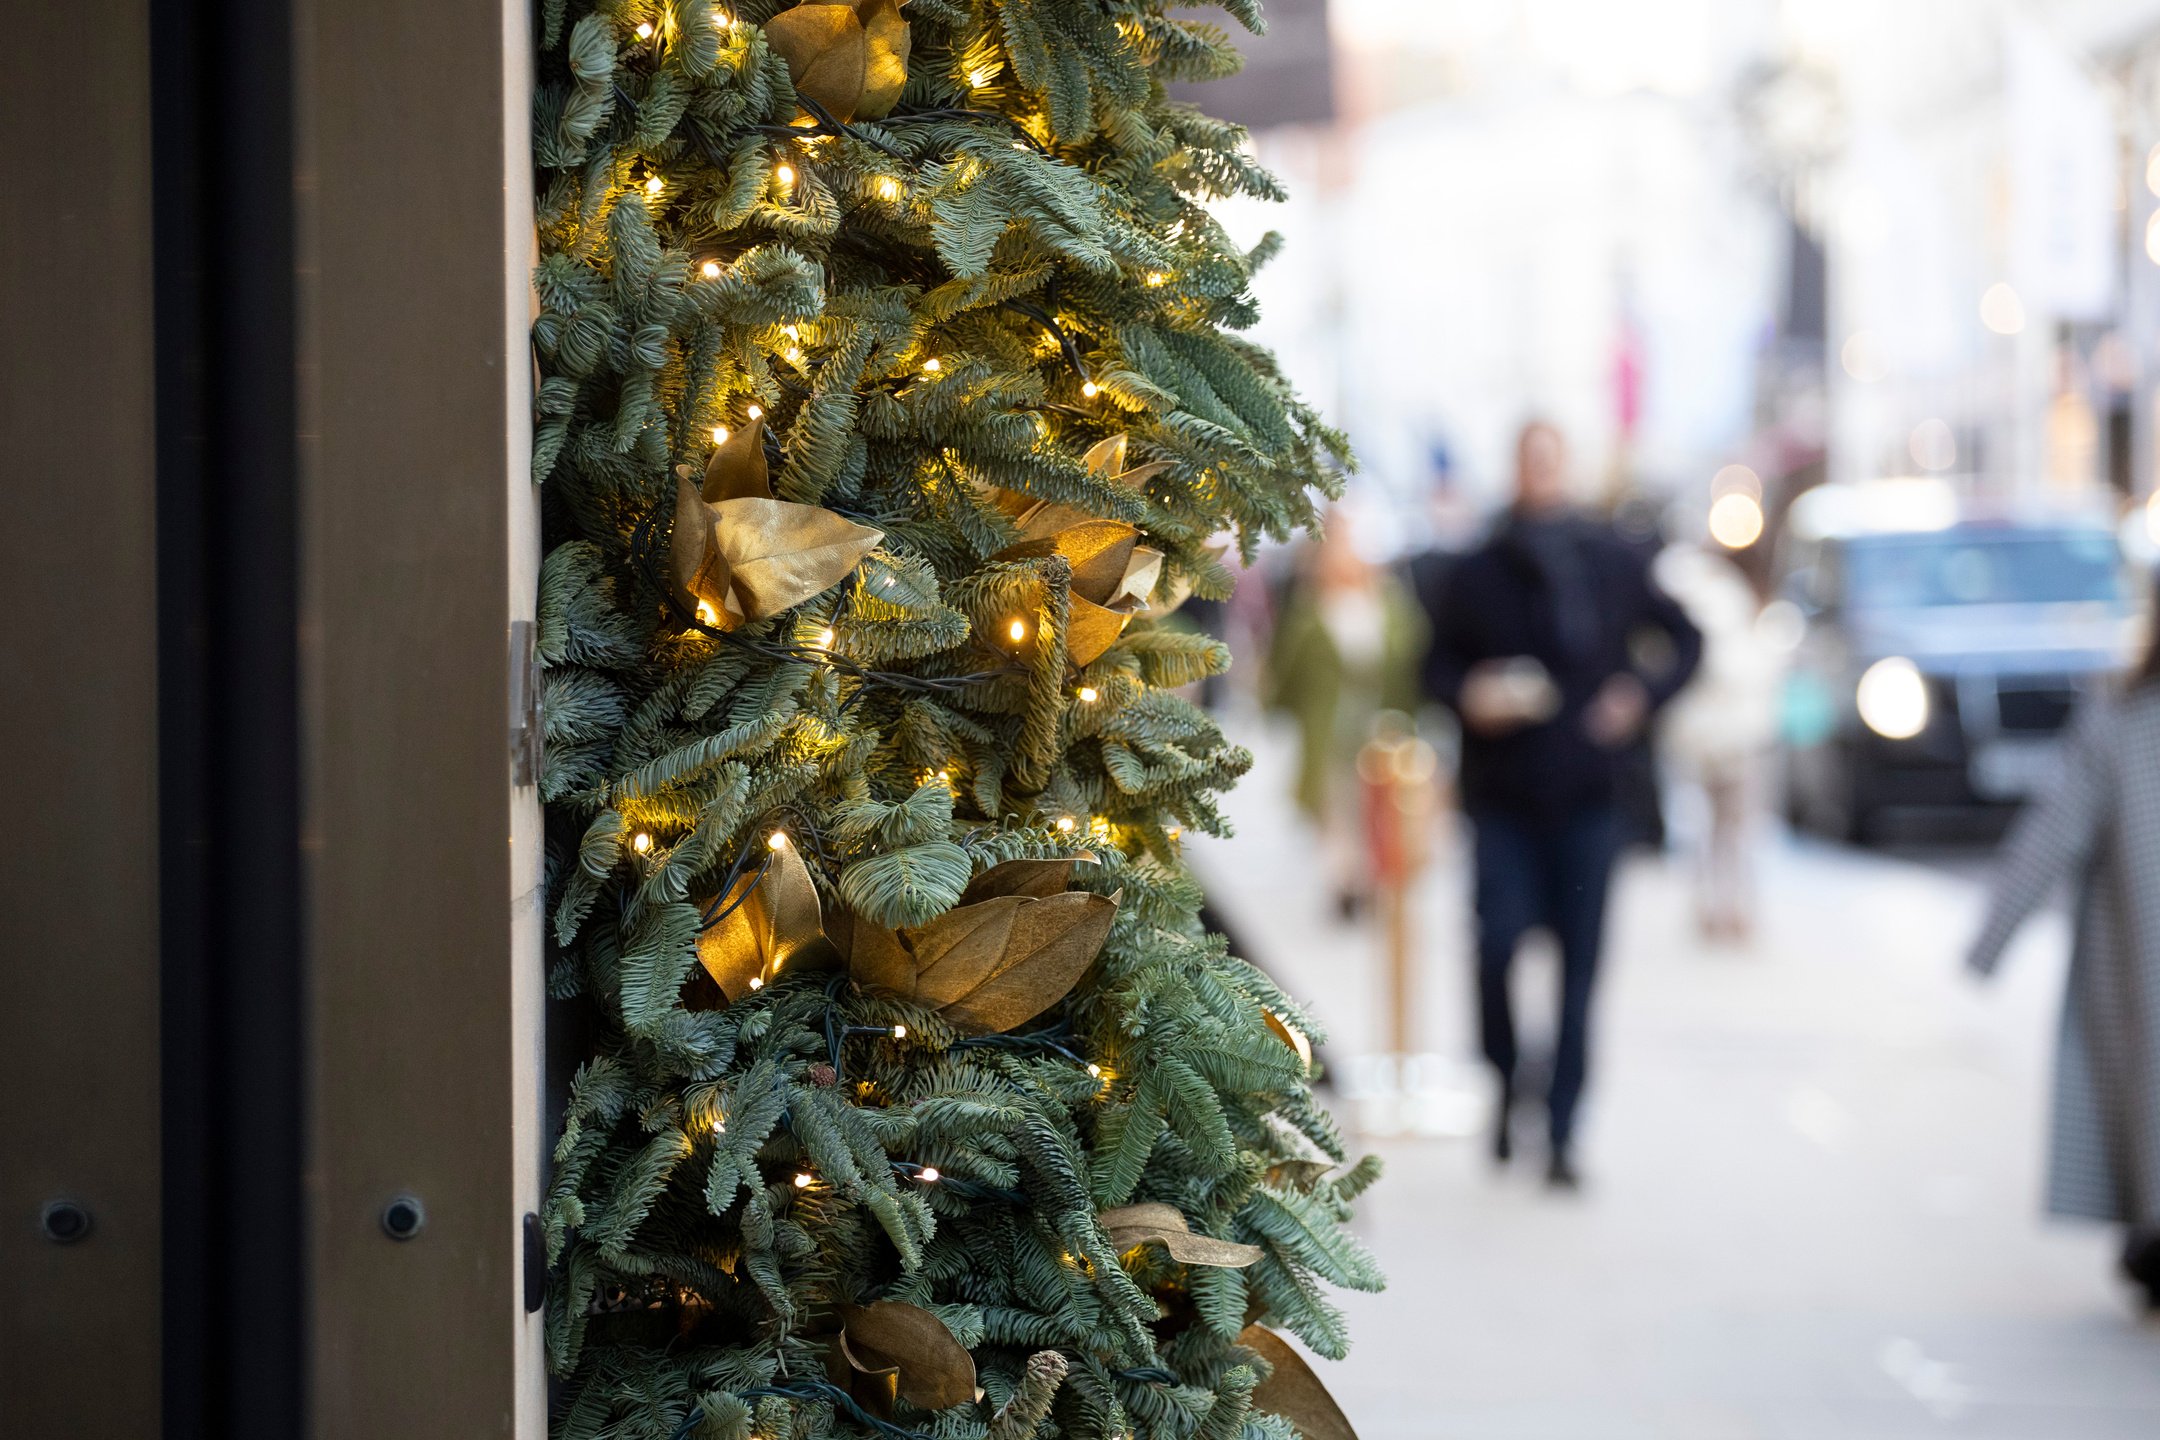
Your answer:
[1264,511,1428,920]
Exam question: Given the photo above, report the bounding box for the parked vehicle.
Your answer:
[1778,482,2138,842]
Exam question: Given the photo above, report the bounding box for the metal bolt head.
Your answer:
[39,1199,91,1244]
[379,1194,426,1241]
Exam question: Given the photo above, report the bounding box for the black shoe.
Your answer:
[1489,1088,1514,1164]
[1544,1153,1581,1191]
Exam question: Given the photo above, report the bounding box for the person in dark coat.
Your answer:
[1427,421,1702,1187]
[1967,588,2160,1308]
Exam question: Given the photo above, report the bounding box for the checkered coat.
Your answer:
[1970,685,2160,1226]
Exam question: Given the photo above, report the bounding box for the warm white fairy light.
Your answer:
[786,346,803,362]
[712,8,731,26]
[635,21,654,39]
[1055,816,1076,833]
[817,627,836,647]
[1077,686,1098,703]
[917,1166,940,1182]
[1086,1063,1102,1077]
[783,325,800,340]
[774,163,796,188]
[891,1024,908,1039]
[1007,618,1027,642]
[875,176,901,200]
[632,831,654,854]
[921,357,942,373]
[711,1115,726,1134]
[794,1172,813,1188]
[1080,381,1099,398]
[746,403,763,419]
[767,830,789,851]
[701,260,722,279]
[695,601,717,625]
[748,976,763,990]
[710,425,730,444]
[968,65,997,88]
[1146,271,1168,286]
[644,174,665,195]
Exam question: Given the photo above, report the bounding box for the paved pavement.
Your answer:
[1189,711,2160,1440]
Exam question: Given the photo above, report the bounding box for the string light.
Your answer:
[644,174,665,195]
[632,831,654,854]
[1007,618,1027,642]
[1146,271,1168,286]
[748,976,764,990]
[701,260,722,279]
[874,176,901,200]
[786,346,803,363]
[1055,816,1076,833]
[710,425,730,444]
[921,357,942,373]
[794,1172,813,1188]
[635,21,654,39]
[767,830,789,851]
[1077,686,1099,703]
[891,1024,908,1039]
[1080,381,1099,398]
[783,325,800,340]
[817,627,836,647]
[774,164,795,188]
[746,404,763,419]
[917,1166,940,1183]
[695,601,718,625]
[711,1116,726,1134]
[1087,1063,1102,1077]
[968,65,997,88]
[712,8,731,26]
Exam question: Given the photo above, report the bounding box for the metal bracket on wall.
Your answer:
[509,620,544,787]
[522,1212,545,1314]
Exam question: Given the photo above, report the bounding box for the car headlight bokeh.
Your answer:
[1856,656,1929,739]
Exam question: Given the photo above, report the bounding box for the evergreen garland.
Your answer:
[532,2,1379,1436]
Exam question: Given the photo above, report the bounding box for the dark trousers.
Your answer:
[1471,808,1621,1152]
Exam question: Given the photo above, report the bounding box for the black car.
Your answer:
[1778,487,2135,842]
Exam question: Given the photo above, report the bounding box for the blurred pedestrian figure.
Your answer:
[1265,509,1426,922]
[1655,544,1783,945]
[1428,421,1702,1187]
[1968,591,2160,1309]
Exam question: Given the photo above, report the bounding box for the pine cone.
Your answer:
[807,1061,838,1087]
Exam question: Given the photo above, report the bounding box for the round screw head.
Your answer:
[39,1199,91,1244]
[379,1194,426,1241]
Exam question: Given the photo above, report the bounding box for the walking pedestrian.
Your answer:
[1265,508,1427,922]
[1427,421,1701,1187]
[1967,590,2160,1308]
[1654,543,1783,945]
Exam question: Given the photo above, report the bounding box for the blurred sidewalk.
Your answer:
[1190,706,2160,1440]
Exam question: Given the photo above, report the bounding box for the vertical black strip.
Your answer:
[153,0,306,1433]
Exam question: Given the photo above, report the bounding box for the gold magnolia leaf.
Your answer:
[693,840,839,1000]
[764,0,910,124]
[833,1301,977,1413]
[834,858,1118,1034]
[993,523,1162,665]
[764,3,869,121]
[672,472,884,631]
[1264,1009,1313,1073]
[1081,432,1170,489]
[702,414,772,502]
[1238,1324,1360,1440]
[1097,1202,1263,1268]
[1265,1158,1335,1191]
[853,0,911,120]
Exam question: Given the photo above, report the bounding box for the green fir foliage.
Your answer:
[534,1,1371,1436]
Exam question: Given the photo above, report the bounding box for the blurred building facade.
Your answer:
[1210,0,2160,555]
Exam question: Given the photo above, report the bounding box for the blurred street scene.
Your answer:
[1184,0,2160,1434]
